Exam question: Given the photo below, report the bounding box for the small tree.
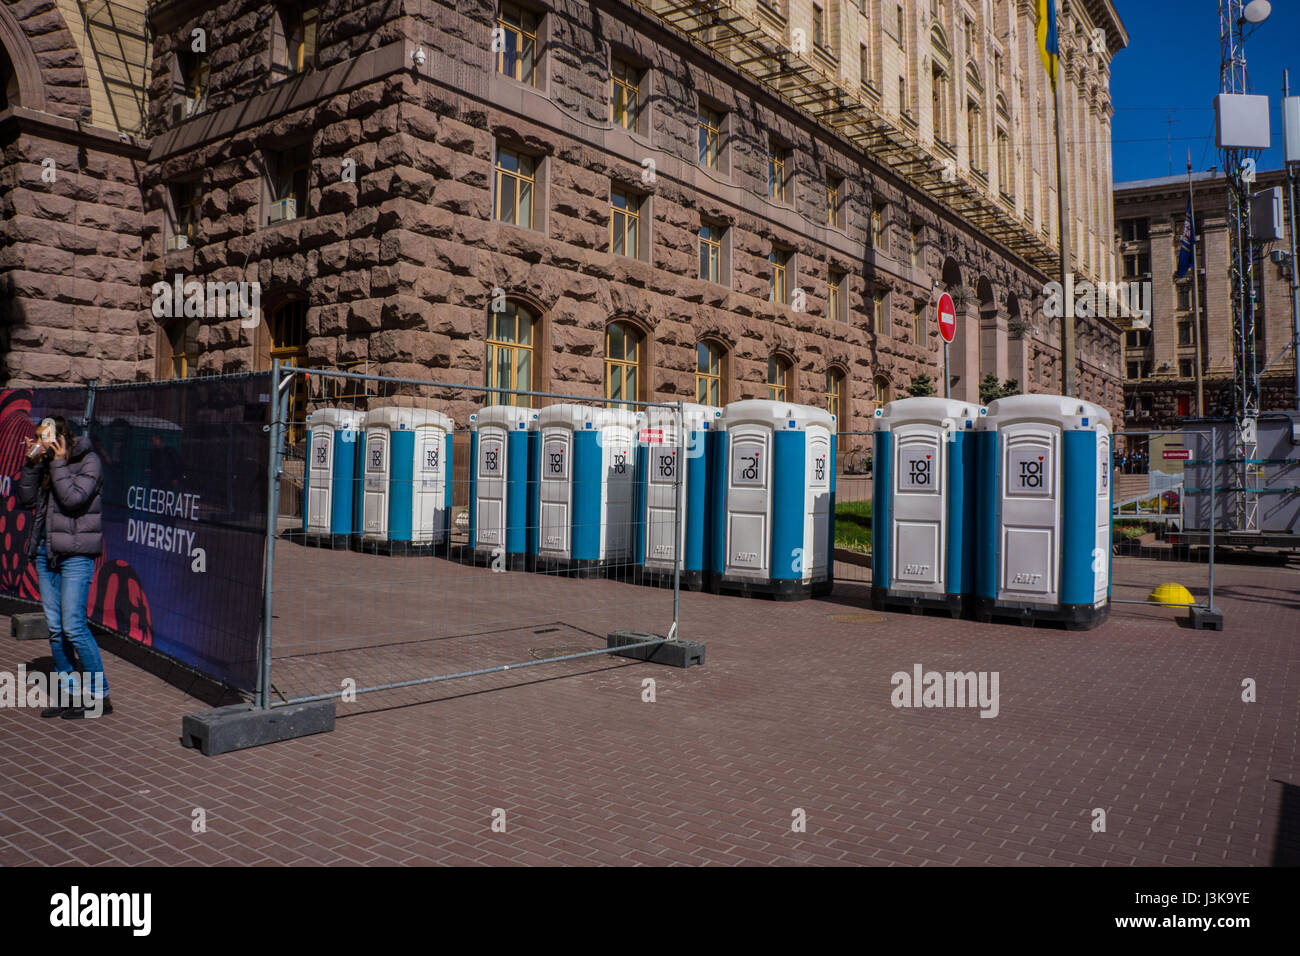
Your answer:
[979,374,1020,404]
[905,372,936,397]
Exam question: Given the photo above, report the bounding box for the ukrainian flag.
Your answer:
[1037,0,1059,90]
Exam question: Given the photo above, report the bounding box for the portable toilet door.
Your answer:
[974,394,1112,629]
[361,413,391,546]
[408,409,455,553]
[636,403,720,589]
[715,400,834,600]
[468,405,538,570]
[870,397,983,616]
[536,404,640,575]
[303,408,365,548]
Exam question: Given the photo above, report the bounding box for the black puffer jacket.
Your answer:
[17,435,104,561]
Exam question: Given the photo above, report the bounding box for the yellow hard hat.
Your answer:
[1149,582,1195,606]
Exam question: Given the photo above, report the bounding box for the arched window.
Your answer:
[824,368,845,432]
[487,301,536,407]
[767,355,791,402]
[696,341,724,406]
[605,321,643,409]
[872,374,892,412]
[269,298,309,444]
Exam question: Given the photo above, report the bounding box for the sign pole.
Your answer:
[943,342,950,398]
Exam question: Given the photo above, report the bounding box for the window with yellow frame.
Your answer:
[828,271,844,322]
[769,248,789,304]
[824,369,845,431]
[495,148,535,228]
[767,355,790,402]
[497,4,538,86]
[696,341,723,406]
[610,59,640,130]
[487,302,535,407]
[610,189,639,258]
[698,106,722,168]
[605,321,642,409]
[826,175,841,227]
[279,6,318,76]
[768,141,786,202]
[270,299,309,444]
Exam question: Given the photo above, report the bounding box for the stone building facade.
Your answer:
[3,0,1127,442]
[1113,168,1298,429]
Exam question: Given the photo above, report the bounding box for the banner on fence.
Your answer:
[0,376,270,690]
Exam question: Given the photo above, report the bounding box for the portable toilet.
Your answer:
[634,403,721,590]
[468,405,539,570]
[710,400,835,600]
[973,394,1112,629]
[535,404,640,575]
[303,407,366,548]
[871,398,984,616]
[359,407,455,555]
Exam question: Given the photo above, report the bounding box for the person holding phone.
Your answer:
[17,416,112,719]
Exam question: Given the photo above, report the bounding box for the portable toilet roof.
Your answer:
[536,403,640,430]
[721,400,835,431]
[979,394,1112,432]
[365,406,455,431]
[873,397,984,431]
[307,407,365,428]
[642,403,721,430]
[470,405,538,429]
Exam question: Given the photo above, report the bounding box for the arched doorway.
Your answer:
[977,276,1006,396]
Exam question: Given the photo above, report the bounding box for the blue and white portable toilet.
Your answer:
[468,405,539,571]
[973,394,1113,629]
[359,407,455,555]
[871,397,984,616]
[634,403,721,590]
[303,407,365,548]
[710,400,835,600]
[536,404,640,575]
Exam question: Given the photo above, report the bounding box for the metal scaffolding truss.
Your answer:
[630,0,1060,275]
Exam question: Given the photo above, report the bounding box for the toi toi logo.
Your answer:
[1019,457,1043,489]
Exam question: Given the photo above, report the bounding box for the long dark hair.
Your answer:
[39,416,75,493]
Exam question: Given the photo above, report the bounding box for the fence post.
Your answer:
[258,359,286,709]
[1208,445,1215,610]
[670,400,684,642]
[82,379,98,431]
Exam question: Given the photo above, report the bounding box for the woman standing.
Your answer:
[17,416,113,719]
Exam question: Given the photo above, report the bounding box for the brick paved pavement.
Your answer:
[0,552,1296,866]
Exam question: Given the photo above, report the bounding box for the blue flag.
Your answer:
[1175,201,1195,278]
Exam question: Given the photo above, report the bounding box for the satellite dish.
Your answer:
[1243,0,1271,23]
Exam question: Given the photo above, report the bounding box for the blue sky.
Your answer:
[1109,0,1299,183]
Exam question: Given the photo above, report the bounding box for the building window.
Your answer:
[495,148,535,228]
[169,181,200,245]
[994,52,1004,90]
[487,302,536,407]
[768,140,787,202]
[178,49,208,117]
[699,222,723,283]
[996,128,1011,198]
[828,270,845,321]
[824,369,845,429]
[1178,358,1194,378]
[1124,328,1152,350]
[871,200,887,250]
[859,43,871,89]
[909,222,921,268]
[270,299,308,443]
[813,3,826,48]
[165,318,199,380]
[605,321,643,408]
[1178,320,1193,346]
[1123,252,1150,277]
[696,341,723,405]
[1119,218,1149,241]
[872,288,888,335]
[497,4,538,86]
[826,174,842,227]
[932,66,950,142]
[275,5,318,77]
[913,304,926,346]
[896,3,905,49]
[898,75,908,116]
[610,189,640,258]
[610,58,640,130]
[268,144,310,223]
[698,105,723,169]
[872,374,892,411]
[767,355,791,401]
[1177,284,1192,311]
[964,16,975,54]
[769,248,791,304]
[967,100,982,172]
[1125,360,1152,380]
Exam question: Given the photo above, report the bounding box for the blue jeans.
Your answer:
[35,547,109,700]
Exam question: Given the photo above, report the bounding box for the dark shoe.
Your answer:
[39,706,68,718]
[61,697,112,719]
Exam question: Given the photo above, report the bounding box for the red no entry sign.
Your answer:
[937,292,956,343]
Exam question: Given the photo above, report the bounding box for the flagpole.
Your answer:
[1187,150,1204,417]
[1053,24,1075,397]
